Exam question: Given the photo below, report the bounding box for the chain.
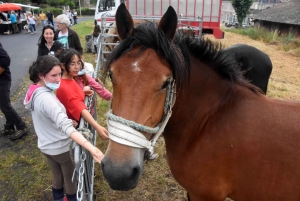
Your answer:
[77,150,87,201]
[84,89,94,128]
[74,90,96,201]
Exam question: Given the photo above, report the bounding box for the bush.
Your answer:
[35,8,64,17]
[77,7,95,16]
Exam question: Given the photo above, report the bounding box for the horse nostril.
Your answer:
[129,166,140,181]
[101,156,107,171]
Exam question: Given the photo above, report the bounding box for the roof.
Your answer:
[13,3,39,9]
[250,0,300,25]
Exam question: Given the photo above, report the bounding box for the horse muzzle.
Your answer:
[101,148,145,191]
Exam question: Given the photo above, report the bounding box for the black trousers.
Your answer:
[11,23,19,33]
[0,80,26,130]
[48,19,54,26]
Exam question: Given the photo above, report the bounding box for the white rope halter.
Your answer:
[107,78,176,160]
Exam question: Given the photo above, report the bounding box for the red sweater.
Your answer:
[56,79,87,122]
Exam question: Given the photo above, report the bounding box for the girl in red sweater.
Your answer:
[56,49,109,140]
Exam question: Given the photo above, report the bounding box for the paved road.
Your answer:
[0,16,93,96]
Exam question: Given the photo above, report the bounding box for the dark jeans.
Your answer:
[48,19,54,26]
[29,24,36,32]
[0,80,26,130]
[73,17,77,25]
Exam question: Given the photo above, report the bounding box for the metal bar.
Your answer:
[186,0,188,17]
[152,0,154,15]
[194,0,196,17]
[177,0,179,15]
[202,0,205,20]
[160,0,162,16]
[136,0,138,15]
[210,0,213,26]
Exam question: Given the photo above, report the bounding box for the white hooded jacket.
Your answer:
[24,84,77,155]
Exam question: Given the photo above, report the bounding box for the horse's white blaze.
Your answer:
[132,61,141,72]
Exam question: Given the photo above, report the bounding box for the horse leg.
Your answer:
[187,192,191,201]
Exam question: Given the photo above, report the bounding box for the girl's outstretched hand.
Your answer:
[90,146,104,163]
[96,126,109,140]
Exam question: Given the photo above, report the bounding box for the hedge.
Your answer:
[33,7,95,17]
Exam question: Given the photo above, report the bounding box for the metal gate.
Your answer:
[73,94,97,201]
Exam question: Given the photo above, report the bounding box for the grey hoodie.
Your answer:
[24,85,77,155]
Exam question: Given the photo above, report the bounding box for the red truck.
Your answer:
[95,0,224,39]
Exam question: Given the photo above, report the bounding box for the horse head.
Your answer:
[101,3,179,191]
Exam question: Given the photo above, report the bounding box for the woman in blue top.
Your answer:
[10,11,19,34]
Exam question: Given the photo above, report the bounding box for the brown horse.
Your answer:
[101,4,300,201]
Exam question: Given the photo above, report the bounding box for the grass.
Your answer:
[223,27,300,56]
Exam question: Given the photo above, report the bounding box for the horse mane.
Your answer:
[174,34,261,93]
[104,22,260,94]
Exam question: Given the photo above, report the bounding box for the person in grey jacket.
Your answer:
[24,55,103,201]
[54,14,83,54]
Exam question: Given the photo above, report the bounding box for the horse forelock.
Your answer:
[104,22,188,89]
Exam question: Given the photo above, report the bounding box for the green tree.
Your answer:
[231,0,253,26]
[45,0,74,7]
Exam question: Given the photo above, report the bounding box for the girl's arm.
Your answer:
[86,74,112,100]
[40,93,104,163]
[70,131,104,163]
[81,109,109,140]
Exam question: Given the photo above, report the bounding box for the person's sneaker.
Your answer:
[0,128,15,136]
[148,153,159,160]
[9,127,29,140]
[31,32,33,35]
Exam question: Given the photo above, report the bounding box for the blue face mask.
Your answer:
[43,78,60,91]
[78,69,86,76]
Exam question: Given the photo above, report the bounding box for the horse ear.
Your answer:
[115,3,134,41]
[158,6,178,40]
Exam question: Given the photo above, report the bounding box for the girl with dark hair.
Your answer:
[92,25,101,62]
[75,55,111,100]
[56,49,109,140]
[37,25,63,58]
[24,55,104,201]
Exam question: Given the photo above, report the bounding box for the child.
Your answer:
[24,55,104,201]
[92,25,101,63]
[75,56,111,101]
[56,49,109,140]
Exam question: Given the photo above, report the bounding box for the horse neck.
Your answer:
[181,55,235,117]
[164,55,236,147]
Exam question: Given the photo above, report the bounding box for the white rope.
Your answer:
[107,80,176,160]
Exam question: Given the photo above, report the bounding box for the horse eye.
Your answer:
[161,79,170,90]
